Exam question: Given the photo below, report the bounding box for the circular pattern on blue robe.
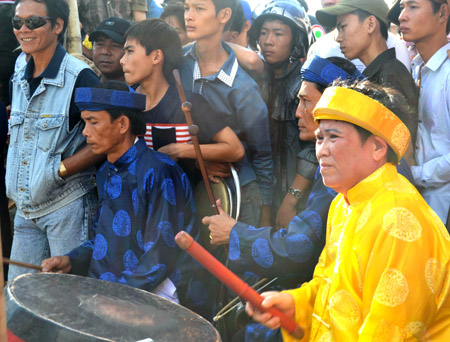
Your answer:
[100,272,117,282]
[189,281,208,306]
[246,323,272,340]
[156,153,175,165]
[98,161,107,173]
[147,264,167,287]
[144,168,155,192]
[120,144,137,164]
[92,234,108,260]
[112,210,131,237]
[286,234,314,263]
[158,221,175,248]
[107,175,122,200]
[144,241,154,252]
[128,159,137,175]
[136,230,144,250]
[161,178,176,205]
[327,187,338,196]
[123,249,139,271]
[301,211,323,240]
[184,224,193,234]
[132,189,139,216]
[228,230,241,261]
[252,238,273,269]
[146,202,153,225]
[181,173,190,195]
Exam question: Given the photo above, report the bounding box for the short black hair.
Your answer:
[353,9,388,40]
[211,0,238,14]
[331,79,415,164]
[95,80,146,136]
[125,19,182,82]
[430,0,450,34]
[14,0,69,41]
[314,57,359,93]
[224,0,245,34]
[160,3,186,32]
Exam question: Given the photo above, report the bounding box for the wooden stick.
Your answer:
[176,231,304,339]
[3,258,43,272]
[172,69,219,215]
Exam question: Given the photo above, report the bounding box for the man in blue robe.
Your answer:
[42,81,196,303]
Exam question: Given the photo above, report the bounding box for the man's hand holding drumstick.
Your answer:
[245,291,296,331]
[41,256,72,274]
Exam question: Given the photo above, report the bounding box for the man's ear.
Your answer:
[54,18,64,36]
[366,15,378,35]
[118,115,131,135]
[371,135,389,162]
[439,3,450,23]
[218,7,232,25]
[153,49,164,65]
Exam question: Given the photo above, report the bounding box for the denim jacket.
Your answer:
[6,52,96,219]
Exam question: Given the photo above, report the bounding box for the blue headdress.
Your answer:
[301,56,365,86]
[75,87,146,112]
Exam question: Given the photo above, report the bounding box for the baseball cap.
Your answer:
[89,17,131,45]
[241,0,252,25]
[316,0,389,28]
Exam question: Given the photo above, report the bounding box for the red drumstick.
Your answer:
[175,231,304,339]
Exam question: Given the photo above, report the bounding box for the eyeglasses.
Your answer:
[12,16,51,30]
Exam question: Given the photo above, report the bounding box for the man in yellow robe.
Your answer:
[246,80,450,341]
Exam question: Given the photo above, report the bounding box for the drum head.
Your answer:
[6,273,221,342]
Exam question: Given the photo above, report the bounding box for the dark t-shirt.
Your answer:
[142,83,229,184]
[142,83,227,149]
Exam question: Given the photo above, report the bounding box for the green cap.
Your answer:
[316,0,390,28]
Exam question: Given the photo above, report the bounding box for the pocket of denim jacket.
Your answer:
[35,116,64,152]
[8,114,24,144]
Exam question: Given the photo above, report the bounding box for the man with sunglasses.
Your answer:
[6,0,101,281]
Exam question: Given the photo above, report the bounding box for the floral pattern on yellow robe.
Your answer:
[281,163,450,342]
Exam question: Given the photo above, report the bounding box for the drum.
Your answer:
[6,273,221,342]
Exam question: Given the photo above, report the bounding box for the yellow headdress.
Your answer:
[313,87,410,160]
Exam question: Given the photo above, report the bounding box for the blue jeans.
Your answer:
[8,190,97,281]
[239,181,263,227]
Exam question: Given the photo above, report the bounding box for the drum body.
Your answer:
[6,273,221,342]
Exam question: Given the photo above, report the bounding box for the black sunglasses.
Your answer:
[12,16,51,30]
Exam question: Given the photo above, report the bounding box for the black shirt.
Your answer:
[363,48,419,143]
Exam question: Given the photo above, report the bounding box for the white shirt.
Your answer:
[307,30,411,72]
[410,42,450,224]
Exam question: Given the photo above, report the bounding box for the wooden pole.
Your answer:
[66,0,82,54]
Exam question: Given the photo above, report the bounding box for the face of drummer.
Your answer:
[82,110,129,163]
[296,81,321,141]
[315,120,388,196]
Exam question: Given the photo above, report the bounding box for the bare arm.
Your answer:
[59,145,105,178]
[157,126,245,162]
[276,174,312,229]
[226,42,264,76]
[133,11,147,22]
